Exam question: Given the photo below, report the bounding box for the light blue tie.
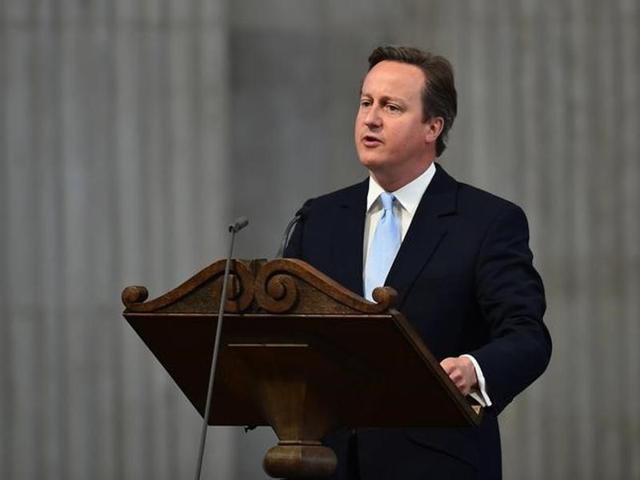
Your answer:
[365,192,401,301]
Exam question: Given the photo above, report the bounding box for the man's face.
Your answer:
[355,61,437,182]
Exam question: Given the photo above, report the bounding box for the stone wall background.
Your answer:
[2,1,638,478]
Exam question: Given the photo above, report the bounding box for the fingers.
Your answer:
[440,356,477,396]
[440,357,453,373]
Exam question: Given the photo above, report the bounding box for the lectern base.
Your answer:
[263,441,337,479]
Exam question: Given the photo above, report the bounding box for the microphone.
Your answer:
[194,216,249,480]
[229,216,249,233]
[276,204,311,258]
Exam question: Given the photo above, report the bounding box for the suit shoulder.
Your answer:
[302,180,367,211]
[456,181,524,217]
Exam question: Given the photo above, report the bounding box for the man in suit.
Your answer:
[284,45,551,480]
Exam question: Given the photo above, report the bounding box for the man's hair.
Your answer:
[368,45,457,157]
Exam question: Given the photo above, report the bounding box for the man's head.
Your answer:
[355,45,457,190]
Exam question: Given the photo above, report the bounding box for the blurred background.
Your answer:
[1,0,638,478]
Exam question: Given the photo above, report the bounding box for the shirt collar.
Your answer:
[366,162,437,214]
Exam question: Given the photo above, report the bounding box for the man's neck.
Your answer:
[370,160,435,192]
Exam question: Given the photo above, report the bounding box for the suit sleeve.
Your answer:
[468,204,552,413]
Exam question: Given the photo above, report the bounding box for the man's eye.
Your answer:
[386,104,401,112]
[360,99,371,107]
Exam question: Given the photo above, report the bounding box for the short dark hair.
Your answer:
[368,45,457,157]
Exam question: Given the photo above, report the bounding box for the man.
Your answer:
[284,45,551,480]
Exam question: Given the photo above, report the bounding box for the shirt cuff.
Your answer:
[461,354,492,407]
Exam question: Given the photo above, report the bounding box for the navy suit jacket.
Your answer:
[284,164,551,479]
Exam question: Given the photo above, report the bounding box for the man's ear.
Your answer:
[424,116,444,144]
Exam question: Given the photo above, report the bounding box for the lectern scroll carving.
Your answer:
[122,258,481,479]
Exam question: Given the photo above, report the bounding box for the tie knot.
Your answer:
[379,192,395,212]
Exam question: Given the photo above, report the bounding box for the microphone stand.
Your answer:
[193,217,249,480]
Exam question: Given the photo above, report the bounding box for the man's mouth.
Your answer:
[362,135,383,147]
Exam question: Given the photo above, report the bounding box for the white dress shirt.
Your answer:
[363,163,492,407]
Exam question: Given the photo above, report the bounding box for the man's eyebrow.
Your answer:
[379,95,404,103]
[359,93,406,104]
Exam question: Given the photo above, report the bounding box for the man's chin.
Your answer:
[358,155,388,171]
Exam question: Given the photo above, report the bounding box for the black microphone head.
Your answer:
[229,216,249,233]
[295,199,314,220]
[295,206,309,220]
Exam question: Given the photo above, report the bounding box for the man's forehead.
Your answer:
[361,60,425,97]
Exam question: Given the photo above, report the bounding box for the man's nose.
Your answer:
[364,106,382,128]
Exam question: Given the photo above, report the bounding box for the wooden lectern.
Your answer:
[122,258,482,479]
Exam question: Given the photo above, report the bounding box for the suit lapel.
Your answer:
[385,164,458,306]
[332,179,368,296]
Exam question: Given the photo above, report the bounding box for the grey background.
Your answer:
[1,0,639,479]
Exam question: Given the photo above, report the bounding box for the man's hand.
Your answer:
[440,356,478,396]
